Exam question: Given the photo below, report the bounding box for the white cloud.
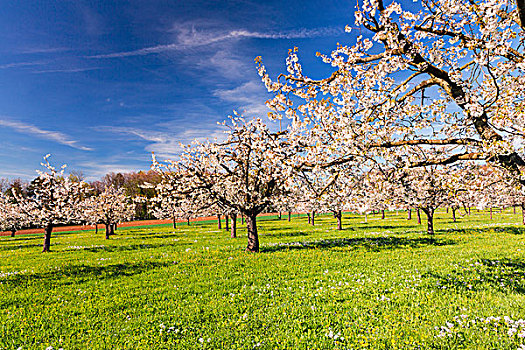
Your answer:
[32,67,102,74]
[86,26,342,59]
[0,61,47,69]
[95,125,226,158]
[0,118,93,151]
[213,80,271,118]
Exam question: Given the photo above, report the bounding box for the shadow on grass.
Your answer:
[66,242,187,253]
[438,226,525,235]
[425,258,525,294]
[0,243,43,251]
[0,261,172,290]
[262,236,455,253]
[261,230,310,238]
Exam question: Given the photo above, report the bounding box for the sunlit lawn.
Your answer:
[1,208,525,349]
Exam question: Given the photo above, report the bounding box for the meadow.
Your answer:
[1,209,525,349]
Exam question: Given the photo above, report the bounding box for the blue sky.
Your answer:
[0,0,356,180]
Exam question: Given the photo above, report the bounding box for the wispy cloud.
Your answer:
[0,118,93,151]
[87,26,342,59]
[213,80,271,118]
[95,125,226,158]
[0,61,47,69]
[32,67,102,74]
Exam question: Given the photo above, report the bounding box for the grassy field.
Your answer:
[1,209,525,349]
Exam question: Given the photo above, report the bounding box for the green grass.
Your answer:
[1,209,525,349]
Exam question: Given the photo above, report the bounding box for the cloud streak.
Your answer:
[0,118,93,151]
[87,26,342,59]
[95,125,225,157]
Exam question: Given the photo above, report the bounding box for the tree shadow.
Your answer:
[261,230,310,238]
[0,261,172,291]
[424,258,525,294]
[65,242,187,253]
[437,226,525,235]
[262,236,455,253]
[0,243,43,251]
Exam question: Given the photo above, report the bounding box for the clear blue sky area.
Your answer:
[0,0,357,180]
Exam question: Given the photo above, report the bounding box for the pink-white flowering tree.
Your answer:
[146,161,209,229]
[256,0,525,188]
[166,117,294,252]
[0,191,29,237]
[16,155,89,252]
[82,185,135,239]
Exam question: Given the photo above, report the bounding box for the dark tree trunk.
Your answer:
[288,211,291,222]
[245,213,259,252]
[10,229,16,237]
[514,206,517,215]
[381,210,385,219]
[278,211,282,220]
[113,223,117,232]
[307,212,311,224]
[522,203,525,225]
[311,210,315,226]
[173,216,177,229]
[241,215,244,225]
[490,207,493,220]
[417,208,421,225]
[422,208,434,235]
[446,207,449,213]
[407,209,412,220]
[187,217,190,226]
[217,214,222,229]
[42,223,53,252]
[230,213,237,238]
[336,210,342,230]
[95,224,98,234]
[225,214,229,230]
[468,207,471,215]
[105,223,112,239]
[452,208,457,222]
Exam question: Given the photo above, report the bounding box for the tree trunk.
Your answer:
[10,228,16,237]
[288,211,291,221]
[173,216,177,229]
[218,214,222,229]
[365,212,367,223]
[95,224,98,234]
[490,207,493,220]
[225,214,229,230]
[241,215,244,225]
[187,217,190,226]
[230,213,237,238]
[113,223,117,232]
[381,210,385,219]
[422,208,434,235]
[407,209,412,220]
[307,212,311,224]
[245,214,259,252]
[514,206,517,215]
[446,207,449,213]
[452,208,456,223]
[311,210,315,226]
[42,223,53,252]
[468,207,471,215]
[105,223,112,239]
[417,208,421,225]
[522,203,525,225]
[336,210,342,230]
[278,211,282,220]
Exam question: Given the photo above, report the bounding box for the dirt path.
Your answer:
[0,212,294,237]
